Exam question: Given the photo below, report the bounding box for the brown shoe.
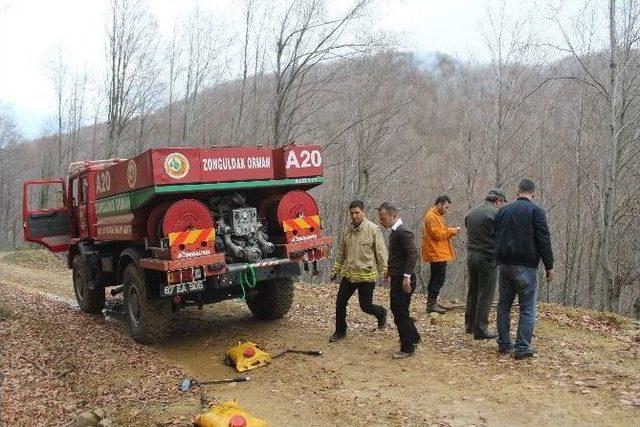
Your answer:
[437,299,453,311]
[427,300,447,314]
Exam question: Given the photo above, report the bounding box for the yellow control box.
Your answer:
[226,341,272,372]
[194,401,267,427]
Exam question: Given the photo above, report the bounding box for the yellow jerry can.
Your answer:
[194,401,268,427]
[226,341,272,372]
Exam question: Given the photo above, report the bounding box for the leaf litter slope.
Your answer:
[1,250,638,426]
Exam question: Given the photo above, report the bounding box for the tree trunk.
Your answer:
[600,0,620,311]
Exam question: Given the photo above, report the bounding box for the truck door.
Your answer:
[22,179,70,252]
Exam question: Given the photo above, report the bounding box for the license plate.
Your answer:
[162,281,205,297]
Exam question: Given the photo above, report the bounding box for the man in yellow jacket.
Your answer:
[421,195,461,314]
[329,200,388,342]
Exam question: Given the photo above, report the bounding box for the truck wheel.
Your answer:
[122,263,172,344]
[72,255,105,314]
[246,278,294,320]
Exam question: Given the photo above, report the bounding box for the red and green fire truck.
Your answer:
[22,145,333,343]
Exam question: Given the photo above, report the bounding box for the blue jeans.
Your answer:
[496,265,538,355]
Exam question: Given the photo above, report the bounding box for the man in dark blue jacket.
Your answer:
[495,179,554,359]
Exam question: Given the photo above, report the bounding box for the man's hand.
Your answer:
[546,269,555,283]
[402,276,412,294]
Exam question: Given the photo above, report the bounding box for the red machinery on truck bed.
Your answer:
[23,145,332,343]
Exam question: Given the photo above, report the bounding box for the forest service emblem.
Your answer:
[164,152,190,179]
[126,160,137,188]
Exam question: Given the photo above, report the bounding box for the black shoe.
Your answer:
[474,331,498,340]
[329,332,346,342]
[377,308,388,330]
[392,350,414,359]
[498,346,513,354]
[465,327,472,335]
[514,348,537,360]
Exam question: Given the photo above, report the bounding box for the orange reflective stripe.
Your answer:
[184,230,199,244]
[168,228,215,246]
[282,215,321,232]
[199,228,215,242]
[169,231,188,246]
[293,217,308,229]
[306,215,320,228]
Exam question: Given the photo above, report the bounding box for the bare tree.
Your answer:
[0,105,22,245]
[44,45,68,175]
[0,104,20,149]
[180,1,222,145]
[270,0,375,147]
[231,0,255,145]
[165,23,182,145]
[553,0,640,312]
[105,0,160,157]
[231,0,271,145]
[66,68,88,162]
[481,1,549,187]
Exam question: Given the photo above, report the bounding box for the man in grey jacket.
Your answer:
[464,189,507,339]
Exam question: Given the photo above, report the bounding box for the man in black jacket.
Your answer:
[495,179,554,359]
[377,202,421,359]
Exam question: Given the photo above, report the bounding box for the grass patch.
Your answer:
[3,249,67,272]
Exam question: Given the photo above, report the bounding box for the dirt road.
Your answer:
[1,250,639,426]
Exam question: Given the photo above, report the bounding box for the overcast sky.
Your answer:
[0,0,591,139]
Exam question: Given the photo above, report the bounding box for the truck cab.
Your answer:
[23,159,122,252]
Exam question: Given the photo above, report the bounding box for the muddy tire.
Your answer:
[72,255,105,314]
[122,263,172,344]
[246,278,294,320]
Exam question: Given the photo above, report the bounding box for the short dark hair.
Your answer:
[485,195,501,203]
[377,202,398,215]
[518,179,536,193]
[435,195,452,205]
[349,200,365,210]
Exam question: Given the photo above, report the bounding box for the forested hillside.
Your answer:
[0,0,638,317]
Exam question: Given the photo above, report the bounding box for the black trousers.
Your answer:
[465,251,497,334]
[427,261,447,299]
[390,275,421,353]
[335,279,385,334]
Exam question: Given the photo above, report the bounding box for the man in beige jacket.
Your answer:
[329,200,388,342]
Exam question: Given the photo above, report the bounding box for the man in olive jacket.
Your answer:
[329,200,388,342]
[464,189,507,339]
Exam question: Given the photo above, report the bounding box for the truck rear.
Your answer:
[22,145,332,343]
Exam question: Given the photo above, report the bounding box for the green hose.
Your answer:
[237,264,257,301]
